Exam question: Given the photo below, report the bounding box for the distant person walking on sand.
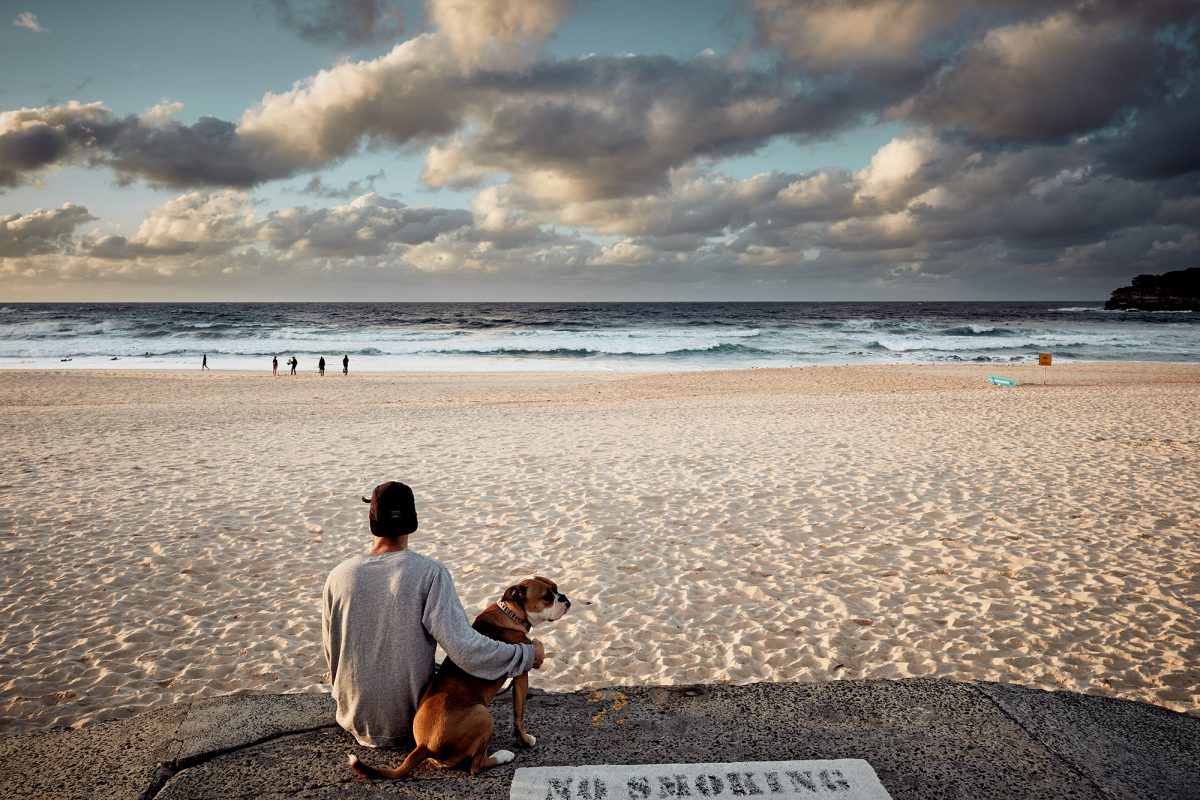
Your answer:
[343,354,349,376]
[201,354,209,370]
[272,355,278,376]
[322,481,544,748]
[289,356,297,375]
[319,356,326,376]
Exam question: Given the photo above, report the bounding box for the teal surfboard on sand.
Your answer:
[987,375,1018,386]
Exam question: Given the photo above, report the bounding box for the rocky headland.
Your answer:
[1105,267,1200,311]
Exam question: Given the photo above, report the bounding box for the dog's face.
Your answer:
[503,576,570,626]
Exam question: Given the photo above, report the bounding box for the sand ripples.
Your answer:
[1,365,1197,734]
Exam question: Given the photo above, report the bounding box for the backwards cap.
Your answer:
[362,481,418,537]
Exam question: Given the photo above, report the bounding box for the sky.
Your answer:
[1,0,1198,301]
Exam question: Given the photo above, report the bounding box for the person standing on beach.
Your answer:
[343,354,349,376]
[289,356,297,375]
[318,356,326,376]
[201,354,209,370]
[322,481,545,748]
[272,355,278,376]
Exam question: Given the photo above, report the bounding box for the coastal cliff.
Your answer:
[1105,267,1200,311]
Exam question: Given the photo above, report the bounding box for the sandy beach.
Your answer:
[0,363,1197,735]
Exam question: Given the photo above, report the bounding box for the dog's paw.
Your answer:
[347,754,360,768]
[492,749,515,765]
[519,732,537,747]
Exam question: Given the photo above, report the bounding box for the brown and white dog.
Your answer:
[348,576,570,779]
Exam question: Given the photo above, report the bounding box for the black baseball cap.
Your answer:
[362,481,418,537]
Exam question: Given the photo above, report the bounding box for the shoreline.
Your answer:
[2,363,1197,735]
[3,356,1200,375]
[4,358,1200,378]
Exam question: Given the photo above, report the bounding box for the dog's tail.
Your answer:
[347,745,431,780]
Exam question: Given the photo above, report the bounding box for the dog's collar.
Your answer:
[497,600,531,632]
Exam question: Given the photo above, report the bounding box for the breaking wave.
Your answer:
[0,301,1197,371]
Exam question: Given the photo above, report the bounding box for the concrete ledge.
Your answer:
[0,680,1196,800]
[978,682,1200,800]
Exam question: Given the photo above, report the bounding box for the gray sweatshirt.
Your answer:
[322,549,535,748]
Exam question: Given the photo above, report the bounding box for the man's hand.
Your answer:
[531,639,545,669]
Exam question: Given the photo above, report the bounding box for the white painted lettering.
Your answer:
[514,759,892,800]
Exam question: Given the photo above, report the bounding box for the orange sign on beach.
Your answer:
[1039,353,1052,366]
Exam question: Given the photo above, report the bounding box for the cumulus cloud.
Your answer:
[0,102,109,188]
[83,191,259,259]
[0,101,283,189]
[795,135,1160,253]
[0,204,94,257]
[234,35,469,173]
[427,0,574,71]
[561,133,1158,257]
[0,33,474,190]
[269,0,404,48]
[4,0,1188,205]
[749,0,963,70]
[0,46,890,197]
[419,54,899,202]
[12,11,46,33]
[4,0,1199,299]
[905,11,1158,140]
[853,133,953,210]
[748,1,1188,71]
[45,189,482,278]
[751,1,1198,147]
[260,193,471,256]
[439,127,1171,293]
[3,190,599,294]
[3,147,1189,297]
[132,191,260,252]
[141,100,186,126]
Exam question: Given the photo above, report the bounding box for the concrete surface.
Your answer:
[0,679,1196,800]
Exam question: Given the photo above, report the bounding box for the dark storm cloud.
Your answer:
[1101,84,1200,180]
[268,0,404,48]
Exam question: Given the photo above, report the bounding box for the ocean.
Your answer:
[1,302,1197,372]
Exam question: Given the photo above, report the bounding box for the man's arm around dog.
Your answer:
[323,550,537,749]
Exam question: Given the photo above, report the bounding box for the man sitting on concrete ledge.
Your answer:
[322,481,545,748]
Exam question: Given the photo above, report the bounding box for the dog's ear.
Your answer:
[503,584,527,605]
